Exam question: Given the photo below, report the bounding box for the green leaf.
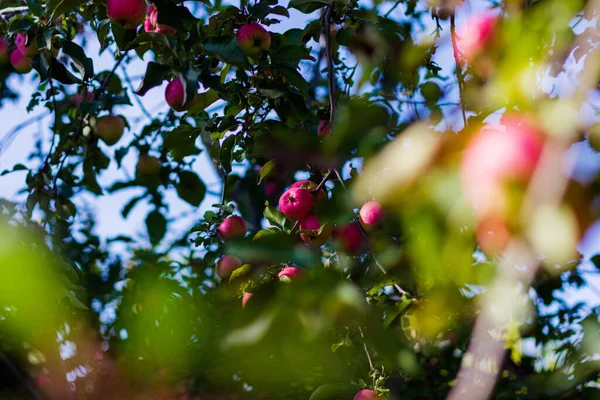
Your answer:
[135,62,171,96]
[176,171,206,207]
[288,0,328,13]
[146,210,167,245]
[26,0,44,17]
[188,89,220,116]
[46,0,86,20]
[49,57,81,85]
[163,125,201,160]
[121,195,144,219]
[229,264,252,283]
[7,18,33,34]
[203,36,248,67]
[62,41,94,80]
[264,205,287,229]
[277,66,310,95]
[591,254,600,269]
[111,24,137,51]
[258,160,276,184]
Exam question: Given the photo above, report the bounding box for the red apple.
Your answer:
[107,0,147,29]
[94,115,125,146]
[15,33,38,58]
[236,23,271,57]
[165,77,196,112]
[359,200,384,228]
[0,38,9,64]
[290,180,327,202]
[354,389,383,400]
[318,120,330,138]
[71,89,94,107]
[216,255,242,279]
[334,223,364,254]
[461,114,544,219]
[242,292,253,308]
[218,216,248,240]
[278,266,305,281]
[10,49,32,73]
[279,187,314,220]
[457,13,498,60]
[137,155,162,176]
[300,215,332,247]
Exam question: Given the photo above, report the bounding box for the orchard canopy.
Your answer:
[2,0,600,398]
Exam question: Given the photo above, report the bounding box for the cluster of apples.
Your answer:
[0,33,37,74]
[278,179,384,253]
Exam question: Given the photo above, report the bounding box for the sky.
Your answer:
[1,0,600,308]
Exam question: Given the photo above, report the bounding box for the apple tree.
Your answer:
[0,0,600,399]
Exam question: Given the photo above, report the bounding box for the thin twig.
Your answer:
[323,1,336,126]
[43,78,60,168]
[0,6,29,15]
[0,112,50,157]
[450,15,468,128]
[99,53,125,92]
[384,0,402,18]
[358,327,375,371]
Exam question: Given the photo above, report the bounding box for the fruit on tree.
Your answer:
[318,120,330,138]
[107,0,147,29]
[353,389,383,400]
[15,33,38,58]
[290,180,327,202]
[236,23,271,57]
[359,200,384,229]
[461,114,544,219]
[278,266,305,281]
[144,5,177,35]
[218,216,248,240]
[137,155,162,176]
[242,292,253,308]
[279,187,314,220]
[216,255,242,279]
[165,78,196,112]
[0,38,9,64]
[334,223,364,254]
[94,115,125,146]
[457,13,498,59]
[300,215,332,247]
[10,50,32,73]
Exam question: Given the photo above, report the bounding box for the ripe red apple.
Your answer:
[290,180,327,202]
[0,38,9,64]
[94,115,125,146]
[278,266,305,281]
[334,223,364,254]
[15,33,38,58]
[216,255,242,279]
[242,292,253,308]
[10,50,32,73]
[144,5,177,35]
[218,216,248,240]
[71,89,94,107]
[457,13,498,60]
[461,114,544,219]
[318,120,330,138]
[300,215,332,247]
[107,0,147,29]
[279,187,314,220]
[165,78,196,112]
[359,200,384,229]
[236,23,271,57]
[353,389,383,400]
[137,155,162,176]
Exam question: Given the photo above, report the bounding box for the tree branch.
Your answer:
[450,15,468,128]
